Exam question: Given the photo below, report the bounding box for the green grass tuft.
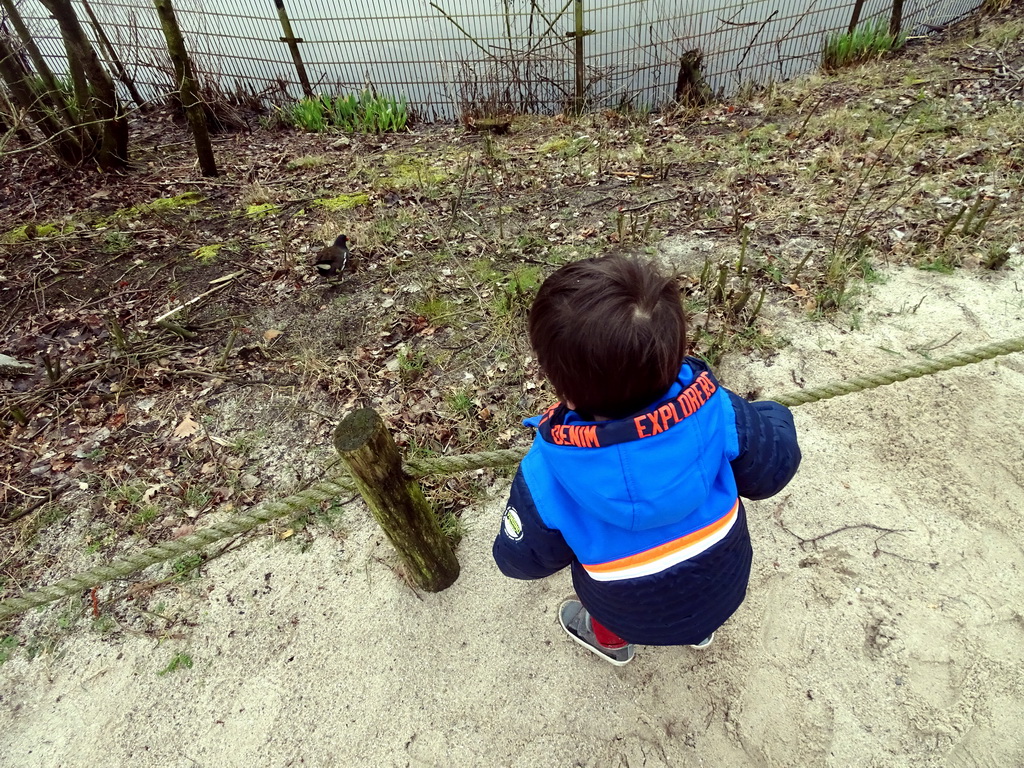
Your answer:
[285,91,409,133]
[0,635,17,666]
[158,652,193,676]
[823,19,906,72]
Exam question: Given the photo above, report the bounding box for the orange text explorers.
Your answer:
[536,371,718,449]
[633,372,718,439]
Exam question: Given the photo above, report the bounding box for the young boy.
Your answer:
[493,255,801,665]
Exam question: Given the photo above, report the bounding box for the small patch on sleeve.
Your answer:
[502,506,524,541]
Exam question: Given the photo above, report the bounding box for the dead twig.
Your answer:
[772,500,908,549]
[872,530,939,568]
[152,270,243,324]
[372,555,424,601]
[618,195,680,214]
[909,332,962,353]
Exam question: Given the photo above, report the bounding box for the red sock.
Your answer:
[591,616,628,649]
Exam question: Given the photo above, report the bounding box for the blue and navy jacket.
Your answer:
[493,358,801,645]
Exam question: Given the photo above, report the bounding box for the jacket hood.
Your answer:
[524,358,737,533]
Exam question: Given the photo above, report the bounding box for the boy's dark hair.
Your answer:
[528,255,687,420]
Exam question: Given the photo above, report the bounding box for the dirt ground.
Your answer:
[1,263,1022,767]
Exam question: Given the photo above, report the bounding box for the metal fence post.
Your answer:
[274,0,313,98]
[847,0,866,33]
[889,0,905,37]
[572,0,584,112]
[566,0,593,113]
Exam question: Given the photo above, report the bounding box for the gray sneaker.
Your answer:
[558,599,635,666]
[690,632,715,649]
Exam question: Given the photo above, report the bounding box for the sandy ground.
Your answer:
[2,264,1023,768]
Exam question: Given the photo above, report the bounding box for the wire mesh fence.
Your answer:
[8,0,983,120]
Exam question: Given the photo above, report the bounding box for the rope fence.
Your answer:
[403,334,1024,475]
[0,477,355,621]
[1,333,1021,620]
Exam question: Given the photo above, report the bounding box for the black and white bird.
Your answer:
[314,234,349,278]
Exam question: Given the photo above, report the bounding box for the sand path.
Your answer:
[2,266,1023,767]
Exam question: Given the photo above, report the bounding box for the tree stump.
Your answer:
[674,50,713,107]
[334,409,459,592]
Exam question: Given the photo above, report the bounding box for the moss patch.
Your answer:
[98,192,206,226]
[245,203,282,219]
[314,193,370,211]
[192,244,225,265]
[536,137,571,154]
[287,155,332,170]
[382,155,450,189]
[136,191,205,214]
[532,134,595,159]
[1,222,75,244]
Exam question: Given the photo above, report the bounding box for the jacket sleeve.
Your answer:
[727,391,801,500]
[493,467,574,580]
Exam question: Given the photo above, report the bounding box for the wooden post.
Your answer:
[153,0,218,177]
[274,0,313,98]
[334,409,459,592]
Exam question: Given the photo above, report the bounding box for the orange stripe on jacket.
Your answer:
[582,500,740,574]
